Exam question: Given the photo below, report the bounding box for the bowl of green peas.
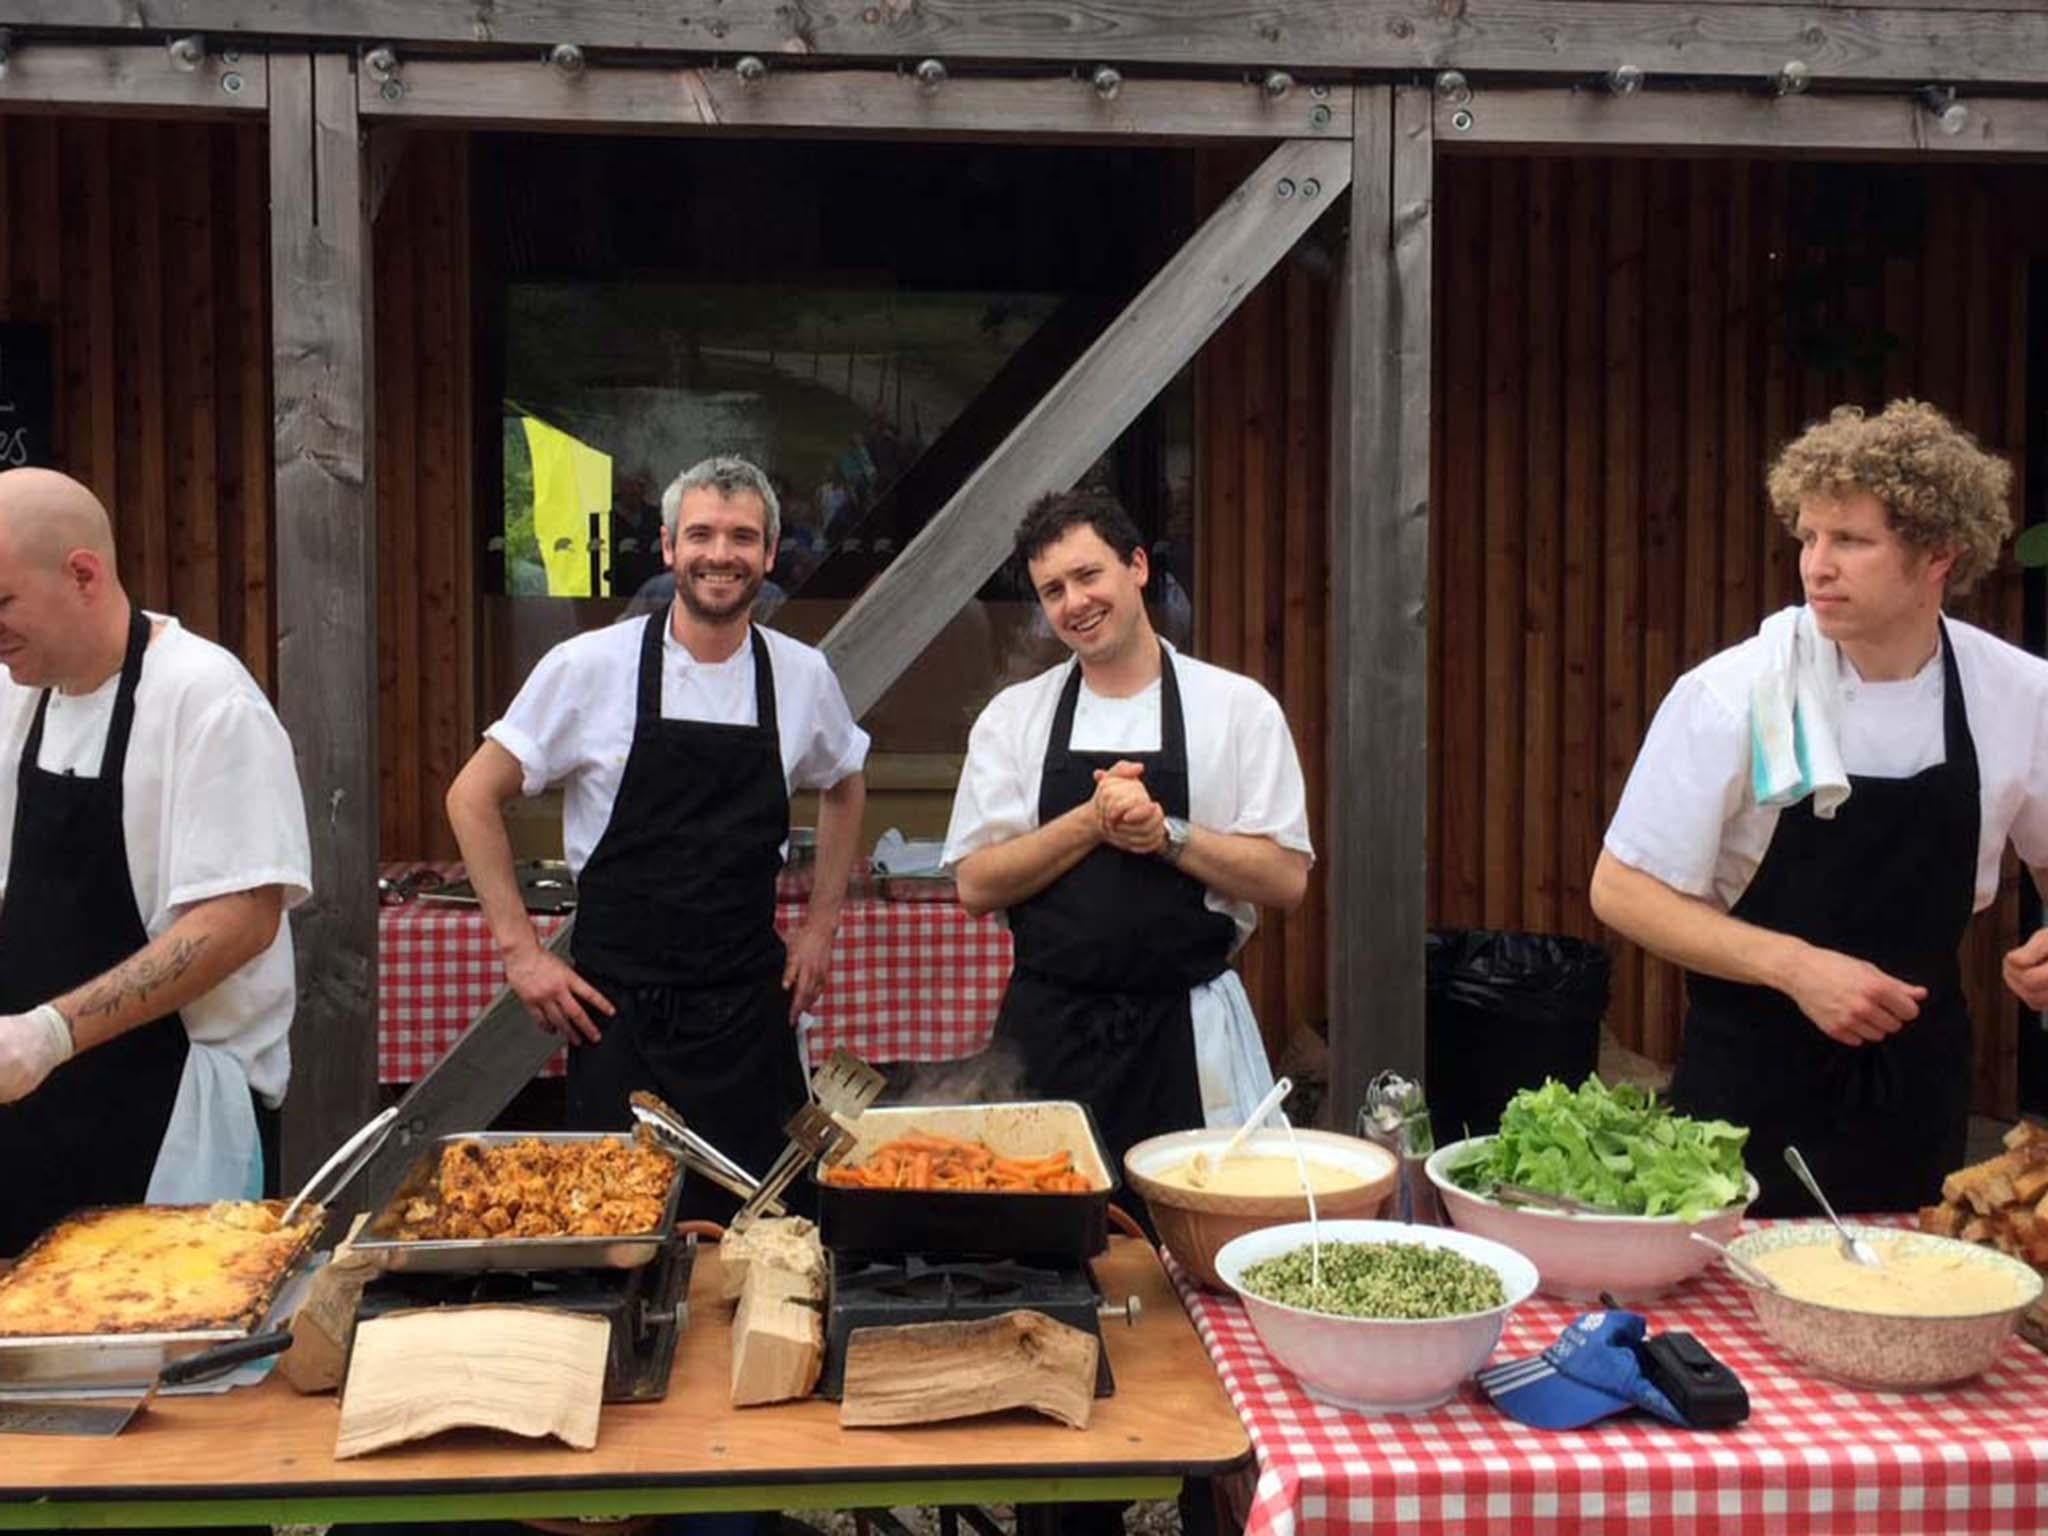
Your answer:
[1214,1219,1540,1413]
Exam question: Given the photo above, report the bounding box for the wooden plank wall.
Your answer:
[1192,149,1333,1064]
[374,131,474,860]
[0,117,272,678]
[1429,156,2037,1115]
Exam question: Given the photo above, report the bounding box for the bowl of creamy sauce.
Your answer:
[1124,1129,1400,1291]
[1727,1224,2043,1389]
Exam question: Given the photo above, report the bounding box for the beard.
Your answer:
[675,561,765,623]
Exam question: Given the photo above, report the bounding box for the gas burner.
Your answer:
[353,1236,695,1402]
[819,1251,1116,1399]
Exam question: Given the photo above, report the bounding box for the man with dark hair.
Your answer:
[943,490,1313,1180]
[1592,401,2048,1214]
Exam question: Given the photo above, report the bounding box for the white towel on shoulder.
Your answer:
[1750,605,1851,819]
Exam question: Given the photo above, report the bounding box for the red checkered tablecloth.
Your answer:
[378,870,1011,1083]
[1170,1228,2048,1536]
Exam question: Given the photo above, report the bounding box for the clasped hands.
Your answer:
[1091,760,1167,856]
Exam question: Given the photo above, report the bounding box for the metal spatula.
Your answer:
[0,1330,293,1437]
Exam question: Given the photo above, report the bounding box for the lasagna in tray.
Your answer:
[0,1201,314,1337]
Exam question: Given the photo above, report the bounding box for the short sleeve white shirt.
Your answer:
[487,616,870,874]
[941,645,1314,950]
[1604,613,2048,912]
[0,616,313,1103]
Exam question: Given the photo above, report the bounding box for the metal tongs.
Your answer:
[629,1092,787,1215]
[729,1048,886,1233]
[1492,1182,1631,1217]
[280,1104,402,1228]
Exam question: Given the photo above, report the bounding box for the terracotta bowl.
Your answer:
[1124,1128,1400,1290]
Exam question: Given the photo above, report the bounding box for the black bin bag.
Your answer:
[1424,929,1612,1147]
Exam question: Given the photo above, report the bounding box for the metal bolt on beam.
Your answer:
[1774,60,1812,96]
[915,57,946,92]
[1262,69,1293,99]
[548,43,585,74]
[167,33,206,72]
[1276,177,1296,199]
[1918,84,1967,134]
[363,44,400,82]
[1606,64,1646,96]
[1435,70,1471,107]
[735,54,767,87]
[1091,64,1122,100]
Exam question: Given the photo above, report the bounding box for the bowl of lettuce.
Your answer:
[1423,1077,1756,1301]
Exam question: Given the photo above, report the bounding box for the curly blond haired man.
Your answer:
[1591,400,2048,1215]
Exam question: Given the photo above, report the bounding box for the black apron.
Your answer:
[0,608,188,1257]
[566,615,807,1224]
[1671,622,1978,1217]
[993,649,1237,1189]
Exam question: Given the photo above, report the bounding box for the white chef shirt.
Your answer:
[941,643,1315,950]
[1604,612,2048,912]
[487,616,870,874]
[0,616,313,1104]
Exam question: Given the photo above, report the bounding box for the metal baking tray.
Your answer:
[814,1100,1118,1261]
[353,1131,684,1273]
[417,859,577,914]
[0,1201,321,1391]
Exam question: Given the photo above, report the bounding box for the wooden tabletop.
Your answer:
[0,1237,1249,1526]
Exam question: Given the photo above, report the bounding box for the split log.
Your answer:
[840,1309,1098,1430]
[730,1265,825,1407]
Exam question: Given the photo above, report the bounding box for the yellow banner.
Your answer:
[522,415,613,597]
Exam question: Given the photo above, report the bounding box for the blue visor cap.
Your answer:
[1477,1310,1687,1430]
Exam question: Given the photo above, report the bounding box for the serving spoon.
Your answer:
[1783,1146,1883,1268]
[1184,1076,1293,1189]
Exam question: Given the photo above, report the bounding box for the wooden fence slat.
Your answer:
[1601,159,1647,1053]
[1281,260,1317,1050]
[417,136,465,864]
[235,122,272,691]
[374,138,418,859]
[1520,157,1562,939]
[83,119,117,512]
[1720,165,1759,646]
[1480,159,1526,933]
[1438,159,1487,928]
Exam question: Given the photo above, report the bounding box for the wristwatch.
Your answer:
[1160,816,1193,865]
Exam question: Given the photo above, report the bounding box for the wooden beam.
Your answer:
[1325,84,1431,1131]
[271,51,380,1190]
[1439,85,2048,156]
[14,2,2048,87]
[820,134,1352,719]
[0,40,263,114]
[361,58,1349,142]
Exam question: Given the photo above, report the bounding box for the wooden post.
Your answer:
[1325,86,1432,1132]
[271,51,380,1188]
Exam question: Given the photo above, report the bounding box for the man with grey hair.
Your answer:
[447,454,868,1222]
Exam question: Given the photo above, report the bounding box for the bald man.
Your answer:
[0,469,311,1253]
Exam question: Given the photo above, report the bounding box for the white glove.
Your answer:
[0,1005,73,1103]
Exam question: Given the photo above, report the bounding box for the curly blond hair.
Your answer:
[1767,400,2014,595]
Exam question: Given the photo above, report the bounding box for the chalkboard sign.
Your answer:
[0,324,54,469]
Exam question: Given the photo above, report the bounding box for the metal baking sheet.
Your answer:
[0,1202,320,1391]
[352,1131,684,1273]
[417,860,576,914]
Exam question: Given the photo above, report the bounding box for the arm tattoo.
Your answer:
[73,934,211,1021]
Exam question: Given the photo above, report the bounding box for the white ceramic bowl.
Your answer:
[1214,1218,1539,1414]
[1727,1223,2045,1391]
[1424,1137,1757,1301]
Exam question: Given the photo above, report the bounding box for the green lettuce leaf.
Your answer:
[1445,1076,1750,1221]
